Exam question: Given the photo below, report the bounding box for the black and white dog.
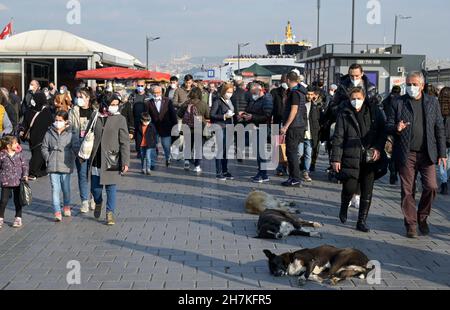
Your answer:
[257,209,323,239]
[263,245,373,285]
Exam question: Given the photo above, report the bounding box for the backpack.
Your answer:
[182,103,199,128]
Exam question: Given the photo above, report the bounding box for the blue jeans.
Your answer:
[75,158,89,202]
[140,147,156,170]
[91,175,117,214]
[256,128,268,178]
[298,139,313,173]
[50,173,71,213]
[157,134,172,161]
[215,127,229,175]
[439,148,450,184]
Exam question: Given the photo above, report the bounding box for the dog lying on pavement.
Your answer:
[257,209,323,239]
[245,190,298,215]
[263,245,373,285]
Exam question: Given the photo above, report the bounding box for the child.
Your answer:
[0,135,29,229]
[136,112,157,175]
[41,110,76,222]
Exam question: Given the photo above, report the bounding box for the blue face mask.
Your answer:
[137,86,145,93]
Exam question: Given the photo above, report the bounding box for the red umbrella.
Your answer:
[75,67,171,81]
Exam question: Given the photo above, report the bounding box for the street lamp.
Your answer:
[351,0,355,54]
[317,0,321,47]
[238,42,250,76]
[394,15,412,44]
[146,36,161,70]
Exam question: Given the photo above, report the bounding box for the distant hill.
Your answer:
[189,56,225,65]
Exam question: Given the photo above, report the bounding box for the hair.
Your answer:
[286,71,299,83]
[188,87,203,100]
[391,85,402,94]
[349,64,364,73]
[349,87,366,98]
[424,83,438,97]
[0,135,18,151]
[9,86,18,94]
[170,76,178,82]
[220,83,234,98]
[141,112,151,122]
[0,91,8,107]
[184,74,194,82]
[439,87,450,117]
[78,88,91,99]
[306,86,320,94]
[55,110,69,121]
[407,71,425,85]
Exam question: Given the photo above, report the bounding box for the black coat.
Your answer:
[331,101,386,180]
[147,97,178,137]
[307,102,321,147]
[271,86,288,126]
[231,87,249,113]
[386,93,447,167]
[120,101,134,134]
[444,116,450,148]
[135,122,157,149]
[22,107,53,150]
[245,94,274,127]
[210,97,234,128]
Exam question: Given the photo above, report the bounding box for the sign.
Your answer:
[356,59,381,65]
[207,70,215,78]
[242,72,255,78]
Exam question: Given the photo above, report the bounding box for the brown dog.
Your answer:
[245,190,297,215]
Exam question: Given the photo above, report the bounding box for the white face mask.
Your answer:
[281,83,289,90]
[351,99,364,110]
[406,85,421,99]
[59,89,66,94]
[153,96,162,101]
[329,90,335,96]
[224,93,233,100]
[76,98,85,107]
[53,121,66,129]
[29,85,34,91]
[142,121,151,126]
[351,78,362,87]
[170,84,177,89]
[252,94,260,101]
[106,87,113,92]
[108,105,119,114]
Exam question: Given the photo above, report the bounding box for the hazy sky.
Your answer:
[1,0,449,64]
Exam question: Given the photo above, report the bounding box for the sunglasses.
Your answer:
[137,85,145,87]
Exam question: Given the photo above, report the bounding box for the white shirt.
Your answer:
[155,99,162,113]
[304,102,312,140]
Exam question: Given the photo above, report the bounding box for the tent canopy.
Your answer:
[75,67,171,82]
[239,63,274,77]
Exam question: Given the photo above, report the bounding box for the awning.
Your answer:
[75,67,171,81]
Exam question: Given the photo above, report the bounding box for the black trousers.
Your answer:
[286,127,305,180]
[29,146,47,178]
[0,187,22,218]
[341,163,375,204]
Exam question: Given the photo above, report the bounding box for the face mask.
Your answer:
[142,121,151,126]
[44,91,50,98]
[53,121,66,129]
[29,85,34,91]
[224,93,233,100]
[153,96,162,101]
[252,94,260,101]
[137,86,145,93]
[406,85,421,98]
[329,91,335,96]
[170,84,177,89]
[30,99,36,107]
[108,105,119,114]
[351,99,364,110]
[351,78,362,87]
[281,83,289,90]
[106,87,113,92]
[76,98,85,107]
[59,89,65,94]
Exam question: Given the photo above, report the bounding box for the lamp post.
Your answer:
[238,43,250,76]
[317,0,321,47]
[146,36,160,70]
[394,15,412,44]
[351,0,355,54]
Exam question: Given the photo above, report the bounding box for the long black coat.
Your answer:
[271,86,288,126]
[307,103,321,147]
[22,107,53,150]
[147,97,177,137]
[331,101,386,180]
[386,93,447,167]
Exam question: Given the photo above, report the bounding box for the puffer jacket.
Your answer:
[0,150,28,187]
[41,126,77,174]
[245,93,274,127]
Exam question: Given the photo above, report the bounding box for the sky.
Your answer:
[0,0,449,64]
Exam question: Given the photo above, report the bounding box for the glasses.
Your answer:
[137,85,145,87]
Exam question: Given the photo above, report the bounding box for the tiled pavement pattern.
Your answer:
[0,147,449,290]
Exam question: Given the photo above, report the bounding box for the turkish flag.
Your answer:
[0,22,12,40]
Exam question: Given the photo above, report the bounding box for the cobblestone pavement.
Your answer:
[0,147,449,290]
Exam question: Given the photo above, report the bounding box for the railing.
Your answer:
[297,44,402,60]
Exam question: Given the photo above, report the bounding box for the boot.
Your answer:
[356,199,371,233]
[440,183,448,195]
[339,195,352,224]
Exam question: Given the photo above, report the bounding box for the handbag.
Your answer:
[105,150,121,171]
[19,181,32,207]
[276,135,288,163]
[78,112,99,160]
[22,110,41,142]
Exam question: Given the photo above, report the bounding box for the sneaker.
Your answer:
[80,201,89,214]
[94,204,102,219]
[28,176,37,181]
[12,217,22,228]
[0,218,3,229]
[184,161,190,171]
[223,172,234,180]
[406,226,418,239]
[89,199,96,211]
[251,175,270,184]
[282,178,301,187]
[216,174,227,181]
[63,206,71,217]
[193,166,202,174]
[146,169,152,176]
[166,159,171,167]
[55,212,62,222]
[106,212,115,226]
[418,220,430,236]
[142,169,147,175]
[303,172,312,182]
[349,195,360,209]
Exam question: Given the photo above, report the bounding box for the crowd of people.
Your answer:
[0,63,449,240]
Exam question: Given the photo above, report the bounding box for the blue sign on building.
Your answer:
[207,70,215,78]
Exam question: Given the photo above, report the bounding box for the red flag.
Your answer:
[0,22,12,40]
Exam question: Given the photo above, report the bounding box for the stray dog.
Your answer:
[263,245,373,285]
[245,190,297,215]
[257,209,323,239]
